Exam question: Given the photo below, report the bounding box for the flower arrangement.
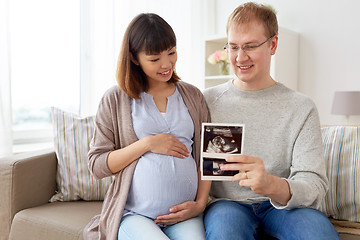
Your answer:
[207,50,230,75]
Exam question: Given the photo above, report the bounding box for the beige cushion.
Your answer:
[330,218,360,237]
[321,126,360,222]
[9,201,102,240]
[50,107,112,202]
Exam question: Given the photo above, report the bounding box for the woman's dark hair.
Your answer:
[116,13,180,99]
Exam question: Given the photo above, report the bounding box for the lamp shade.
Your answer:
[331,91,360,115]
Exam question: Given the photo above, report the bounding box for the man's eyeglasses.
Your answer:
[224,34,275,54]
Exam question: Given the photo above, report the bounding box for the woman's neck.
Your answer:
[146,82,175,97]
[146,82,176,113]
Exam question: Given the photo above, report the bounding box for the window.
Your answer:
[8,0,203,152]
[10,0,81,145]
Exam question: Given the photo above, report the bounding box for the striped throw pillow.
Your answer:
[50,107,113,202]
[321,126,360,222]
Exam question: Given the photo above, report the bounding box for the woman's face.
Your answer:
[136,46,177,86]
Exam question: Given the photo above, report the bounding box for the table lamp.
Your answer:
[331,91,360,121]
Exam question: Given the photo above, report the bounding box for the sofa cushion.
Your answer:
[330,218,360,238]
[321,126,360,222]
[9,201,102,240]
[50,107,112,202]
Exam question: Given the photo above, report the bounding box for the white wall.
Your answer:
[211,0,360,125]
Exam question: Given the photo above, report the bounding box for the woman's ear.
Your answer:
[130,53,139,66]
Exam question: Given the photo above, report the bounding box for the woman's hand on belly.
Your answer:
[145,133,190,158]
[154,200,206,226]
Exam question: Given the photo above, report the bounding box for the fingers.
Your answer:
[220,162,251,172]
[163,145,189,158]
[225,154,255,163]
[169,202,188,213]
[232,171,249,182]
[170,144,190,158]
[154,202,195,226]
[150,134,190,158]
[163,134,189,156]
[154,212,182,226]
[221,156,267,189]
[222,155,262,172]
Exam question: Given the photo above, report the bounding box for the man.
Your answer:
[203,2,339,239]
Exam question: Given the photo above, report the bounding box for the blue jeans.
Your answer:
[118,213,205,240]
[204,200,339,240]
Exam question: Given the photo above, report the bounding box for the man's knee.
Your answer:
[269,208,339,240]
[204,201,258,240]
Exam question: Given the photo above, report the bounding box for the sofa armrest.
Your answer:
[0,148,57,240]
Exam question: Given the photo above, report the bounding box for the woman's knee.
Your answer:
[118,214,169,240]
[164,214,205,240]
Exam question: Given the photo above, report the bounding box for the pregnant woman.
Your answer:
[83,13,211,240]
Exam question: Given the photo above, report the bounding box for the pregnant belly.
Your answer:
[125,154,198,219]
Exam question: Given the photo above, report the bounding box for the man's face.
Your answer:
[227,21,277,87]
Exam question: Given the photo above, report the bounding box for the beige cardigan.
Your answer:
[84,81,210,240]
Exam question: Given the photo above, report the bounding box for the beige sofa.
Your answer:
[1,147,360,240]
[0,149,102,240]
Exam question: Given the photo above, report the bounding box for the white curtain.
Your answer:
[0,0,13,158]
[80,0,118,116]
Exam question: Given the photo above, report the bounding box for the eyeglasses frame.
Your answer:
[224,34,276,54]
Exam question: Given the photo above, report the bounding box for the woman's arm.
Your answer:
[194,168,212,211]
[107,133,190,173]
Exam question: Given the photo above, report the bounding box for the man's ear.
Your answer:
[130,53,139,65]
[270,35,278,55]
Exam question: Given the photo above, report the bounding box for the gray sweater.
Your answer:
[203,80,328,210]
